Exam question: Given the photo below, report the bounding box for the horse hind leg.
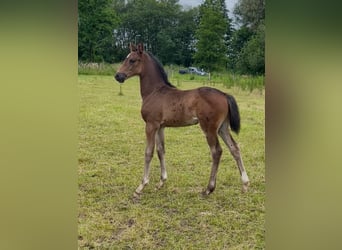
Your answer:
[218,120,250,192]
[155,127,167,189]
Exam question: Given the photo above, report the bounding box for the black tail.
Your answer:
[226,94,241,134]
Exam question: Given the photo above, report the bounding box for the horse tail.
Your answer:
[226,94,240,134]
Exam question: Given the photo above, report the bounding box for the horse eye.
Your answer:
[129,59,136,64]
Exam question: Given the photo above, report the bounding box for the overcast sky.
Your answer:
[178,0,238,16]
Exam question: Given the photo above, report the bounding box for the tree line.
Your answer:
[78,0,264,75]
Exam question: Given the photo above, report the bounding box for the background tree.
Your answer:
[233,0,265,31]
[172,8,198,66]
[78,0,265,76]
[194,0,231,72]
[227,26,253,71]
[113,0,197,65]
[231,0,265,75]
[236,20,264,75]
[78,0,119,62]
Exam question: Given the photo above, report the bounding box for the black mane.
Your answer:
[147,52,176,88]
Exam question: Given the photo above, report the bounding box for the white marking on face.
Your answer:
[241,171,249,183]
[126,53,131,59]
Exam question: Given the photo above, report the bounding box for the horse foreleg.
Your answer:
[155,127,167,189]
[134,123,158,198]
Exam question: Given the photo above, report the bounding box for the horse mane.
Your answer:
[146,52,176,88]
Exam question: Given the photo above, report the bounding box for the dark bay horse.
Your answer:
[115,43,249,197]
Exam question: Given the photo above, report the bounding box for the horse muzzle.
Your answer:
[115,73,127,83]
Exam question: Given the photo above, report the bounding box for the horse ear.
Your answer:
[137,43,144,55]
[130,43,137,52]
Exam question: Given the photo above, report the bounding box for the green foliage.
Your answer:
[78,0,119,62]
[170,8,199,66]
[224,74,265,91]
[233,0,265,31]
[78,0,265,76]
[78,75,265,249]
[231,0,265,75]
[194,0,230,72]
[114,0,197,66]
[227,26,253,71]
[236,22,265,75]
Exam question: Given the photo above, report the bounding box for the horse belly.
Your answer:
[160,91,199,127]
[162,114,198,127]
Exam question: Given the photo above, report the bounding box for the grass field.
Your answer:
[78,75,265,249]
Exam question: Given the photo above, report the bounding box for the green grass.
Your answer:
[78,75,265,249]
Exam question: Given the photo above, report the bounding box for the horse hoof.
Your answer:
[133,191,141,199]
[242,182,250,193]
[132,192,142,203]
[202,189,212,196]
[155,180,165,190]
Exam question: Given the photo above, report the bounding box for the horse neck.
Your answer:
[139,54,166,99]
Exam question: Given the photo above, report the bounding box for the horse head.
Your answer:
[115,43,144,83]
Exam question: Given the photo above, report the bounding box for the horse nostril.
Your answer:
[115,73,126,83]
